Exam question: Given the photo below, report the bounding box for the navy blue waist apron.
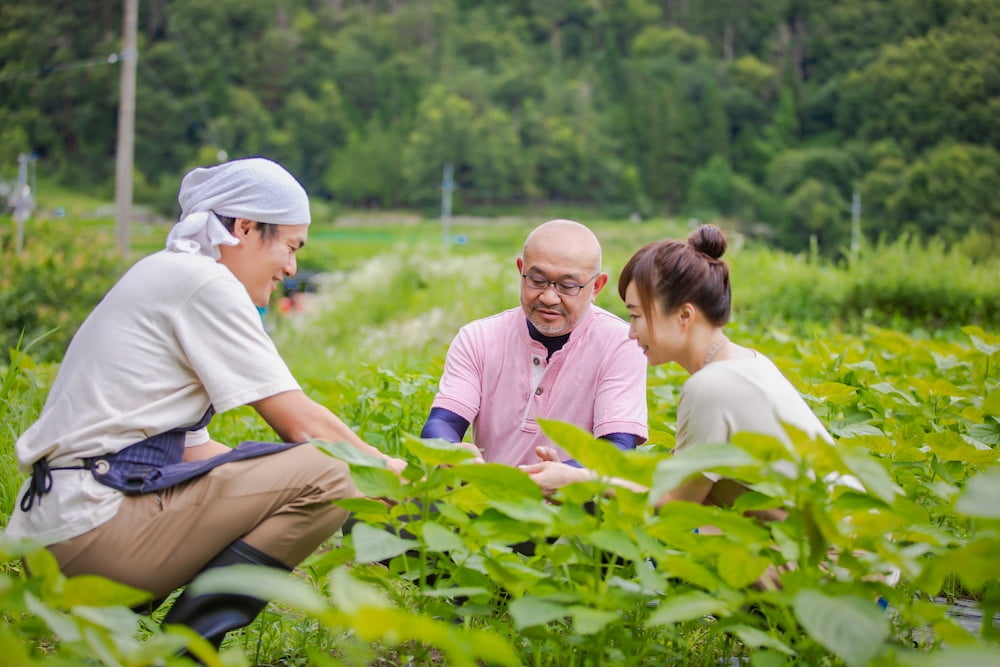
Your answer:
[20,407,304,511]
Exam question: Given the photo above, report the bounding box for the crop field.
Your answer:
[1,215,999,666]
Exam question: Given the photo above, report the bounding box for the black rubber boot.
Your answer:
[162,539,290,648]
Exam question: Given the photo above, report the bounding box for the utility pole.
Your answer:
[114,0,138,257]
[850,190,862,263]
[440,162,454,247]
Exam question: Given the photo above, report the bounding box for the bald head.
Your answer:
[522,219,603,274]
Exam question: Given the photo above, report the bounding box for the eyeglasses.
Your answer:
[521,272,598,296]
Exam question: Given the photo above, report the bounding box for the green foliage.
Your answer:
[0,219,129,363]
[2,219,1000,664]
[5,1,995,250]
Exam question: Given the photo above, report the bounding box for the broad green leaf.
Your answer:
[71,604,143,633]
[62,575,151,609]
[792,590,888,667]
[190,565,328,615]
[508,596,568,629]
[313,438,390,468]
[344,465,407,498]
[869,381,919,406]
[901,647,1000,667]
[808,382,858,404]
[422,522,465,553]
[717,552,774,589]
[24,592,81,642]
[569,606,619,634]
[963,325,1000,356]
[983,390,1000,417]
[401,433,481,466]
[328,567,390,614]
[488,498,556,524]
[837,447,900,503]
[587,529,642,562]
[924,431,999,464]
[646,590,730,626]
[955,468,1000,518]
[658,555,725,590]
[831,422,886,438]
[539,419,659,485]
[968,417,1000,446]
[649,444,756,506]
[727,624,795,654]
[333,497,392,523]
[451,463,543,501]
[350,522,417,564]
[655,502,771,544]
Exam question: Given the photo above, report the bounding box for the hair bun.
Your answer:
[688,224,727,260]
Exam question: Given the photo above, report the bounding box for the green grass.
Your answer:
[2,210,999,665]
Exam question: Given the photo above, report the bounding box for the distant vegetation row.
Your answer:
[1,0,998,256]
[2,218,997,365]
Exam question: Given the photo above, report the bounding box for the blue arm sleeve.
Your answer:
[562,432,639,468]
[420,407,470,443]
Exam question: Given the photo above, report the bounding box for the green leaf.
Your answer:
[451,463,543,501]
[646,590,730,626]
[924,431,999,464]
[587,529,642,562]
[62,575,151,609]
[717,552,773,589]
[539,419,659,485]
[569,606,619,634]
[313,438,391,468]
[955,468,1000,518]
[24,592,81,642]
[350,522,417,563]
[422,522,466,553]
[792,589,888,667]
[837,446,900,503]
[488,498,556,524]
[508,596,569,629]
[808,382,858,404]
[401,433,481,466]
[727,624,795,654]
[968,417,1000,446]
[333,497,392,523]
[983,390,1000,417]
[963,325,1000,356]
[328,567,390,614]
[189,565,329,615]
[649,443,756,505]
[901,647,1000,667]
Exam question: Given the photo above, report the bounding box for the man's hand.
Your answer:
[520,446,594,495]
[452,441,485,464]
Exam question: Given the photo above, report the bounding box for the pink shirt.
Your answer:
[431,305,649,466]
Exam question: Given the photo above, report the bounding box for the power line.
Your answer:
[0,52,122,83]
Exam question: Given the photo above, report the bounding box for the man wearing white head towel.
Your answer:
[7,157,405,650]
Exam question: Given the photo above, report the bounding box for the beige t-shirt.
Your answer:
[675,353,832,497]
[7,250,298,545]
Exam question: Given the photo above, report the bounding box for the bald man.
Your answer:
[421,219,648,467]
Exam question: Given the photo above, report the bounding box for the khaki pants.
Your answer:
[47,444,359,599]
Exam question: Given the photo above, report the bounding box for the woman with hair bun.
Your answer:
[522,224,833,513]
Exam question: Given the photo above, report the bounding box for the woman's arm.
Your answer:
[251,390,407,474]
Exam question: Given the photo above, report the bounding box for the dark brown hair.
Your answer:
[214,213,280,242]
[618,224,731,327]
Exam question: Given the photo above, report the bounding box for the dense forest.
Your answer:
[1,0,998,255]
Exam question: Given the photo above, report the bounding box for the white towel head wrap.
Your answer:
[167,157,311,258]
